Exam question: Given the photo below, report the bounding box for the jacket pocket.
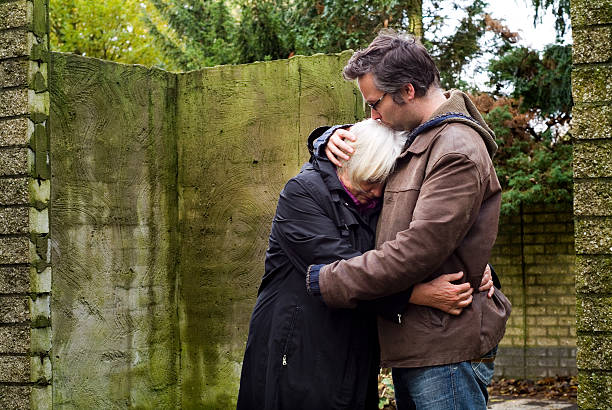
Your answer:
[418,305,448,328]
[281,305,301,368]
[471,345,498,386]
[379,189,420,237]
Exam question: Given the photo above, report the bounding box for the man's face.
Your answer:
[357,73,419,132]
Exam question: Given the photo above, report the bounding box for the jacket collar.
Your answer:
[311,155,345,193]
[310,155,381,216]
[399,90,498,158]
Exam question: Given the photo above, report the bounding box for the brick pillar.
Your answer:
[571,0,612,407]
[0,0,52,408]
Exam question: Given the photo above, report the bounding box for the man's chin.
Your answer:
[376,119,404,132]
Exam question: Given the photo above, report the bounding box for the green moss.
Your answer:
[32,0,48,38]
[576,296,612,332]
[574,140,612,179]
[576,255,612,293]
[50,53,179,408]
[572,27,612,64]
[570,0,612,28]
[578,371,612,408]
[573,103,612,141]
[575,179,612,216]
[175,52,361,407]
[30,41,48,63]
[577,335,612,369]
[571,65,612,103]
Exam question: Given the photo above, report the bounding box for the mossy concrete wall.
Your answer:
[48,50,363,408]
[175,55,363,407]
[571,0,612,407]
[49,54,179,408]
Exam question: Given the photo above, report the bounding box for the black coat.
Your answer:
[237,151,409,410]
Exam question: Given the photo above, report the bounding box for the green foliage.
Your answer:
[234,0,423,64]
[378,369,396,409]
[488,44,572,117]
[424,0,489,90]
[289,0,423,56]
[474,95,572,216]
[143,0,236,70]
[143,0,424,68]
[235,0,292,63]
[483,42,573,215]
[49,0,165,66]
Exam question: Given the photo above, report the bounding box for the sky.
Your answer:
[485,0,572,50]
[429,0,572,90]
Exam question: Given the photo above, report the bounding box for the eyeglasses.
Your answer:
[367,92,387,111]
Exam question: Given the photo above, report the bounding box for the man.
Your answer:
[306,31,511,409]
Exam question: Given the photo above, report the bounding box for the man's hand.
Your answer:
[325,128,357,167]
[409,272,472,316]
[479,264,495,298]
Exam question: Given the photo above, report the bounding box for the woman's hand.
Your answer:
[479,264,495,298]
[409,272,472,316]
[325,128,357,167]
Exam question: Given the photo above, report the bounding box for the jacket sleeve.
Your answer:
[273,177,412,318]
[318,152,485,309]
[272,177,362,271]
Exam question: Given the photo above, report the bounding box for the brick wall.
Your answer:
[571,0,612,407]
[0,0,52,409]
[491,203,576,379]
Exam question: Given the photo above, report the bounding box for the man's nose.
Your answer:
[370,109,382,120]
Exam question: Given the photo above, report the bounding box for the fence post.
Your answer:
[571,0,612,407]
[0,0,52,408]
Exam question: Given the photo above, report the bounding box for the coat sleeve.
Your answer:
[273,177,412,318]
[271,177,362,273]
[318,152,485,309]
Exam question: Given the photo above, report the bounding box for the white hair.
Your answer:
[338,119,407,189]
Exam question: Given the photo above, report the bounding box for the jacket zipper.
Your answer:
[397,314,402,324]
[282,306,300,367]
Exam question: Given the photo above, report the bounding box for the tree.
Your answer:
[530,0,570,38]
[50,0,165,66]
[234,0,292,63]
[422,0,521,90]
[476,43,573,215]
[143,0,236,70]
[288,0,423,56]
[488,44,572,119]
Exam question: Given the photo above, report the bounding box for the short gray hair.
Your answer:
[338,119,407,189]
[343,30,440,104]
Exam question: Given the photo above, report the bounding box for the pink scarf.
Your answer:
[338,179,380,214]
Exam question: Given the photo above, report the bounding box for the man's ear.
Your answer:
[403,83,416,101]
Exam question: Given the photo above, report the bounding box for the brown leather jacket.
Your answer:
[318,90,512,368]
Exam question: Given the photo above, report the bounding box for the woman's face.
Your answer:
[338,173,384,204]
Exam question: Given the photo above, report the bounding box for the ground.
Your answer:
[378,371,577,409]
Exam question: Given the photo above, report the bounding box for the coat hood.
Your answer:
[427,90,498,158]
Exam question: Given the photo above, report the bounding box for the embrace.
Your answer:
[238,31,511,410]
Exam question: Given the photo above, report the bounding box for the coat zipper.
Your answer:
[282,306,300,367]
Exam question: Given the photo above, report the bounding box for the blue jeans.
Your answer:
[392,346,497,410]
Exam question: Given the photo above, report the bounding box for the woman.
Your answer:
[237,119,490,409]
